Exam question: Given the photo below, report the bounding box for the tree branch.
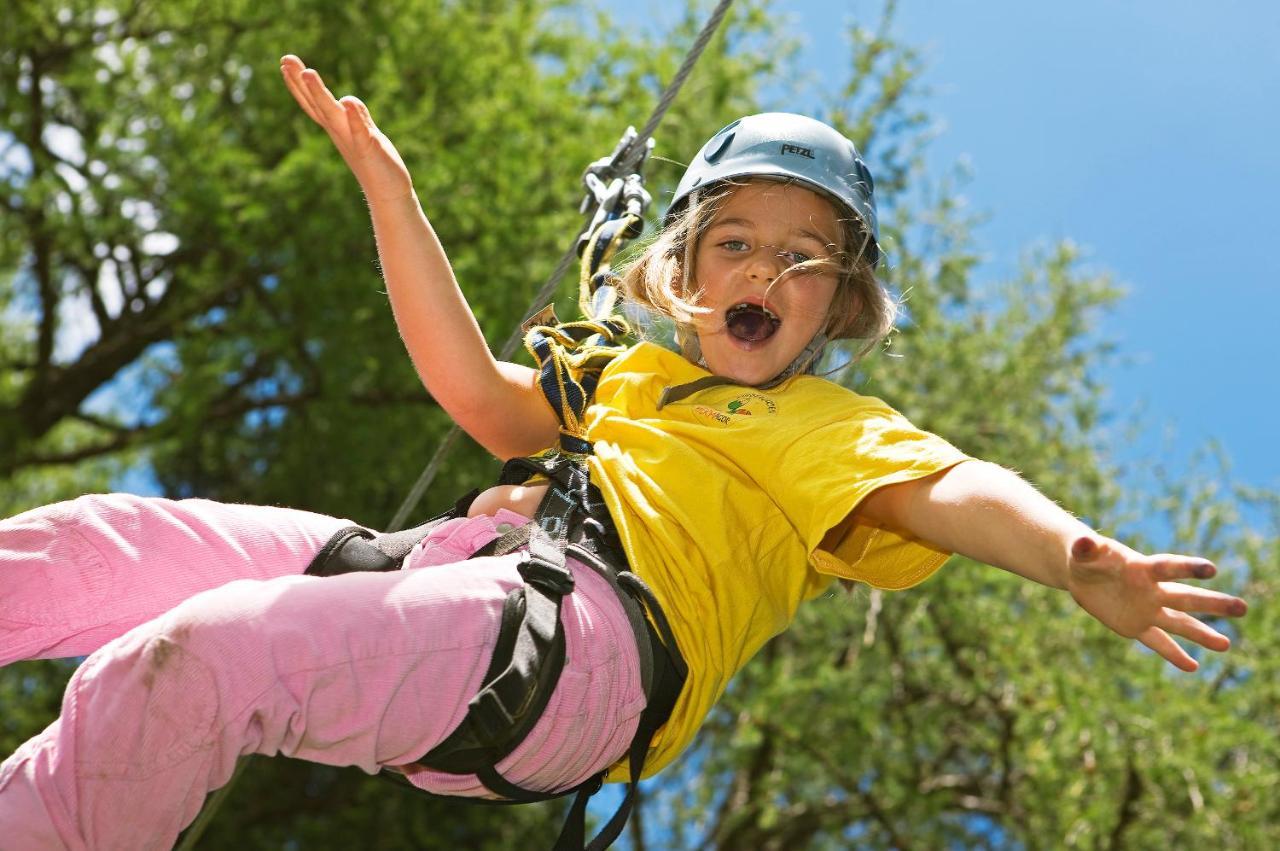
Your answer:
[70,410,139,434]
[1106,753,1143,851]
[20,426,144,468]
[27,55,57,394]
[756,718,914,851]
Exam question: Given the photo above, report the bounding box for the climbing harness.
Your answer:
[306,453,686,851]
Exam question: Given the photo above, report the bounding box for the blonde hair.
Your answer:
[617,179,896,362]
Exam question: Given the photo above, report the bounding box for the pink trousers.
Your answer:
[0,494,646,850]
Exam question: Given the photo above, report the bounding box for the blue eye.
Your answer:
[782,250,812,265]
[721,239,750,252]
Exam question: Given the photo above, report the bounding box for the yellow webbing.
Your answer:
[522,214,641,455]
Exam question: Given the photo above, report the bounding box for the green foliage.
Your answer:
[1,0,1276,849]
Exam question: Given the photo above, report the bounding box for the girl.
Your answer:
[0,56,1248,850]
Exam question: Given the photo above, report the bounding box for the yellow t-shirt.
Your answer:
[582,343,971,782]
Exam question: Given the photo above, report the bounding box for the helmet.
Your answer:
[667,113,880,267]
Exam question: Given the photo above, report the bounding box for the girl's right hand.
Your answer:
[280,55,414,205]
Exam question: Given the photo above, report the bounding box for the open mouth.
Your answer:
[727,303,773,342]
[725,303,780,342]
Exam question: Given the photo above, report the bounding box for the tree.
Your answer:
[2,0,1275,847]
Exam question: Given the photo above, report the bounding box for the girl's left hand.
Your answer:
[1066,535,1248,671]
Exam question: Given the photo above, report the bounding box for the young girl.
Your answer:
[0,56,1248,850]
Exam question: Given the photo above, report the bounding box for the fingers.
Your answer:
[1147,554,1217,581]
[1070,536,1102,561]
[279,57,353,141]
[1141,602,1238,672]
[1138,626,1198,672]
[300,68,348,132]
[1158,582,1248,618]
[342,95,377,139]
[1070,534,1142,571]
[1154,607,1231,652]
[280,56,324,125]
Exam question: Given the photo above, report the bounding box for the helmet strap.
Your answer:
[755,331,828,389]
[675,323,708,368]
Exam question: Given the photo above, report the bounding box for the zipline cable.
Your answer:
[176,2,734,847]
[385,0,735,532]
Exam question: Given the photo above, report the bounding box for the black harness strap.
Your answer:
[306,489,480,578]
[436,528,573,769]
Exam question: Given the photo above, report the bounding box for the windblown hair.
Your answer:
[617,178,896,362]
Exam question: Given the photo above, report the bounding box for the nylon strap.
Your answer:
[522,214,639,456]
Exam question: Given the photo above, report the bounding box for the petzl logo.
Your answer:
[780,143,815,159]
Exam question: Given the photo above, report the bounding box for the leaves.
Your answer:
[1,1,1276,848]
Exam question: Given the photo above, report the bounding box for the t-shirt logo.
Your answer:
[693,392,778,424]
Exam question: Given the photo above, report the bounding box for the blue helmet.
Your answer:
[668,112,880,267]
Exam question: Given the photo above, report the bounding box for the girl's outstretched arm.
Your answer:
[855,459,1249,672]
[279,56,559,459]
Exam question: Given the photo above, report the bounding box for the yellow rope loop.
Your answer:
[578,212,643,320]
[522,213,641,448]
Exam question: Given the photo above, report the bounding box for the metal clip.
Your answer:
[576,127,655,259]
[579,126,654,214]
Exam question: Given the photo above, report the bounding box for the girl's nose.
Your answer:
[746,248,784,282]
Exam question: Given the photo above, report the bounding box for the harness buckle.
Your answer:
[518,554,576,597]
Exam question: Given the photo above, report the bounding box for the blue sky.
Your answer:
[802,0,1280,491]
[629,0,1279,494]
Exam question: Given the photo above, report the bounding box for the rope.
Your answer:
[386,0,735,531]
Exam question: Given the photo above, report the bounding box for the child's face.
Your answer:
[690,181,841,386]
